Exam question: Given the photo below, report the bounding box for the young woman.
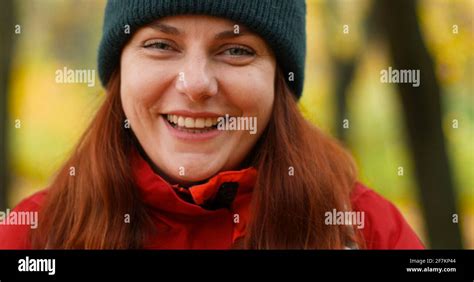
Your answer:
[0,0,424,249]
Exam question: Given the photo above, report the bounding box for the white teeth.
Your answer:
[165,114,219,129]
[184,117,194,128]
[194,118,205,128]
[177,116,185,127]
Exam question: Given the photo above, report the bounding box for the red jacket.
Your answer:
[0,150,424,249]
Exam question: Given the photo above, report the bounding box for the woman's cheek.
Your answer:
[219,67,271,106]
[230,70,274,129]
[122,68,170,110]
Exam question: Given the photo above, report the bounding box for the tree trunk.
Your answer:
[334,58,357,142]
[375,0,463,248]
[0,0,16,210]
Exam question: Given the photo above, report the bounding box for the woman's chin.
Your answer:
[170,172,217,186]
[162,165,223,186]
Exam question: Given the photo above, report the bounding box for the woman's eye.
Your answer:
[143,41,174,51]
[223,47,255,57]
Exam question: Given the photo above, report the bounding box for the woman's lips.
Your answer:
[162,114,222,141]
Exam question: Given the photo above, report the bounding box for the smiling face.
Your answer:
[120,15,276,185]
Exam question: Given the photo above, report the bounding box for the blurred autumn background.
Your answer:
[0,0,472,248]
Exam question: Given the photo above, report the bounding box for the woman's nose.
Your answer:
[175,56,218,102]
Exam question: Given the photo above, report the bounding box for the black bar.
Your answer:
[0,250,472,281]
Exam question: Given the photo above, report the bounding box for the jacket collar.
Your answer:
[130,147,257,218]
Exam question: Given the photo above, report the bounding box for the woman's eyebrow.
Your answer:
[146,21,253,39]
[215,27,251,40]
[147,22,181,35]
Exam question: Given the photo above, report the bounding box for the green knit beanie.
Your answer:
[98,0,306,99]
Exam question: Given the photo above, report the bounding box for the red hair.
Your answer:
[31,68,363,249]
